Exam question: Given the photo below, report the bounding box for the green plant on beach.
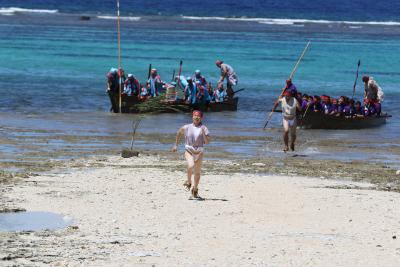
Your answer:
[130,116,143,150]
[121,116,144,158]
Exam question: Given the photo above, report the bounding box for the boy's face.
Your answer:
[192,114,202,124]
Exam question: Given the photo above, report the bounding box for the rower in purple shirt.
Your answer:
[285,79,297,97]
[301,94,309,110]
[354,101,364,117]
[373,101,381,116]
[321,95,331,114]
[343,99,355,117]
[327,98,338,115]
[364,99,377,116]
[312,95,323,112]
[337,96,347,115]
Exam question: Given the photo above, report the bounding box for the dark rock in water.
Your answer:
[393,235,397,239]
[0,208,26,213]
[80,16,91,21]
[121,149,139,158]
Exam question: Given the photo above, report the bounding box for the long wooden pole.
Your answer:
[352,59,361,99]
[177,60,183,87]
[263,41,311,129]
[117,0,122,113]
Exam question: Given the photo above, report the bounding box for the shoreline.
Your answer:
[1,148,399,195]
[1,12,400,35]
[1,154,400,266]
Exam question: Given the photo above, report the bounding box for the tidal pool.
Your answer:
[0,211,73,232]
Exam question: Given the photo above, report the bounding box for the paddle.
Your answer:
[223,88,245,101]
[300,102,311,126]
[171,69,175,82]
[177,60,183,87]
[147,63,152,80]
[233,88,245,94]
[116,0,122,113]
[263,41,311,129]
[352,59,361,99]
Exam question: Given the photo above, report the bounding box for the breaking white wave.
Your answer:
[182,16,400,26]
[0,7,58,15]
[97,15,141,21]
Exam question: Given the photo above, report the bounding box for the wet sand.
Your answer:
[1,154,400,266]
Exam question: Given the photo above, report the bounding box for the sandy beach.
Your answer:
[1,154,399,266]
[1,1,400,266]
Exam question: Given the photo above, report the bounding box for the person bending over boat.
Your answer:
[123,74,140,97]
[216,60,238,98]
[279,90,301,152]
[146,69,165,97]
[363,76,384,102]
[106,68,118,93]
[172,110,210,199]
[106,67,120,112]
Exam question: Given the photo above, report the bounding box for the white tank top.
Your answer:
[281,97,298,120]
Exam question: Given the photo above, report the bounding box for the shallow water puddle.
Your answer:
[0,211,73,232]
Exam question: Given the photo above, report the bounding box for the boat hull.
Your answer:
[107,91,239,113]
[299,112,389,129]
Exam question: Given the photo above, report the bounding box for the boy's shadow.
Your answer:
[189,197,228,202]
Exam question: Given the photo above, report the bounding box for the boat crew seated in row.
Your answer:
[122,73,157,101]
[299,93,381,117]
[197,68,235,102]
[175,69,234,103]
[107,67,169,99]
[284,77,383,118]
[184,77,233,104]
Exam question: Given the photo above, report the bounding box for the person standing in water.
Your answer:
[172,110,210,199]
[279,90,301,152]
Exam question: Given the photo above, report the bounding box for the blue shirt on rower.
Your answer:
[184,82,197,104]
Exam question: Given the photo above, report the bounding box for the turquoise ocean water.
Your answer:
[0,4,399,167]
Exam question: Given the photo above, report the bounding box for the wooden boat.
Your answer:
[298,112,390,129]
[107,91,239,113]
[106,3,240,114]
